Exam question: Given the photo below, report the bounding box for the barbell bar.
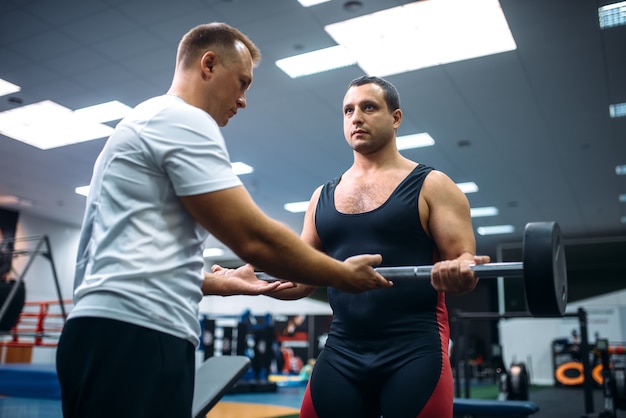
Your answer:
[256,221,568,318]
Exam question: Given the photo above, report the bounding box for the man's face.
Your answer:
[342,83,398,153]
[207,42,254,127]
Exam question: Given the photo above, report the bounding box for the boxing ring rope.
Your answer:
[1,299,73,349]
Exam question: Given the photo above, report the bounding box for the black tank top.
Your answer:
[315,164,442,340]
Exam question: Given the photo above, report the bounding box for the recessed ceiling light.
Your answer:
[297,0,331,6]
[0,100,113,149]
[616,165,626,175]
[75,186,90,197]
[278,0,516,78]
[203,247,225,258]
[599,1,626,29]
[476,225,515,236]
[74,100,132,123]
[456,182,479,194]
[330,0,515,77]
[276,45,356,78]
[610,102,626,118]
[470,206,499,218]
[284,201,310,213]
[619,194,626,203]
[397,133,435,150]
[231,161,254,175]
[0,78,20,97]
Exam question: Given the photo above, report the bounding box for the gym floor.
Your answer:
[1,385,625,418]
[0,386,306,418]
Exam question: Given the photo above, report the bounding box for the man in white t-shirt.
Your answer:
[55,22,392,418]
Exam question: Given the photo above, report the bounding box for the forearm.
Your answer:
[266,283,318,300]
[201,271,227,296]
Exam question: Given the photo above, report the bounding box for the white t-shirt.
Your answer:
[70,94,242,346]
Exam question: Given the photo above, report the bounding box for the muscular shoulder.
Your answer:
[422,170,460,198]
[420,170,469,233]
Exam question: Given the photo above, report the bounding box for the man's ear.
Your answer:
[393,108,403,128]
[202,51,217,76]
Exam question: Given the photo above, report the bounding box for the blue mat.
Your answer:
[0,363,61,399]
[454,398,539,417]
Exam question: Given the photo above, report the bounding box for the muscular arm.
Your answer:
[421,171,490,294]
[180,185,390,293]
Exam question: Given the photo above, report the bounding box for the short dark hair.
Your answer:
[177,22,261,68]
[348,76,400,111]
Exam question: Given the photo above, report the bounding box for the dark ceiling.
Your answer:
[0,0,625,264]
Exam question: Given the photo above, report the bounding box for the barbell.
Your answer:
[256,221,568,317]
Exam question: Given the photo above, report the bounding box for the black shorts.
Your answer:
[56,317,195,418]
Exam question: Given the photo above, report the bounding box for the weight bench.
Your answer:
[453,398,539,418]
[192,355,251,418]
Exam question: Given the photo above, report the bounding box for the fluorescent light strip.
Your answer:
[470,206,499,218]
[616,165,626,175]
[610,102,626,118]
[0,78,20,97]
[0,100,113,149]
[276,45,356,79]
[75,186,90,197]
[476,225,514,236]
[203,247,224,258]
[284,201,309,213]
[599,1,626,29]
[397,133,435,150]
[456,182,479,194]
[232,161,254,175]
[297,0,331,6]
[74,100,131,123]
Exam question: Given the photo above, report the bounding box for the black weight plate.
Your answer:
[522,222,568,317]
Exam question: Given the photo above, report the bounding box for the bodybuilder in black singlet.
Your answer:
[215,76,490,418]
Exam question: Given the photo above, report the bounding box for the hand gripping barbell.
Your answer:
[256,221,568,317]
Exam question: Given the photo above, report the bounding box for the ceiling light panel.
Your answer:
[231,161,254,175]
[0,78,20,97]
[324,0,517,77]
[297,0,331,6]
[476,225,515,235]
[610,102,626,118]
[284,201,310,213]
[470,206,499,217]
[599,1,626,29]
[203,248,225,258]
[456,182,479,194]
[275,45,356,78]
[0,100,113,149]
[75,186,90,197]
[74,100,131,123]
[396,133,435,150]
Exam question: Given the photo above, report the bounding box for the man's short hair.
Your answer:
[176,22,261,68]
[348,75,401,112]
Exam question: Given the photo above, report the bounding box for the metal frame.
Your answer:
[0,235,66,327]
